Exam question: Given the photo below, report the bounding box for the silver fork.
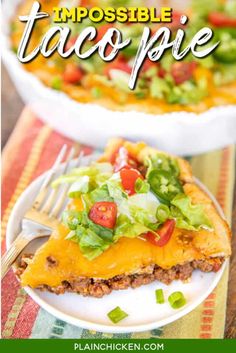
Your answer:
[1,145,84,279]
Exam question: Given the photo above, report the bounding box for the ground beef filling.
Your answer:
[16,255,224,298]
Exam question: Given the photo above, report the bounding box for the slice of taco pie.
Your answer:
[17,139,231,297]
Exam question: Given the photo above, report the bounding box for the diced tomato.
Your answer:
[142,58,157,72]
[113,147,139,172]
[171,62,197,85]
[143,219,175,247]
[89,202,117,229]
[95,24,117,56]
[170,11,187,30]
[158,66,166,78]
[109,142,125,164]
[65,36,77,51]
[63,64,83,84]
[96,24,114,42]
[120,168,143,196]
[151,12,186,37]
[104,58,132,78]
[80,0,88,6]
[208,12,236,28]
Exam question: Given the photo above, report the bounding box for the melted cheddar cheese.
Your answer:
[21,224,200,287]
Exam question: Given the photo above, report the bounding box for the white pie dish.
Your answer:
[2,0,236,156]
[6,153,227,333]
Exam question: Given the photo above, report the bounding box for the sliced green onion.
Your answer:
[91,87,102,98]
[107,306,128,324]
[168,291,186,309]
[10,22,18,33]
[51,76,62,91]
[156,204,170,223]
[135,91,146,99]
[155,289,165,304]
[135,178,150,194]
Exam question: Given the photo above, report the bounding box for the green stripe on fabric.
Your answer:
[30,310,58,338]
[30,309,84,339]
[49,319,66,339]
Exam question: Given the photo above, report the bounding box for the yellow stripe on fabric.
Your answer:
[2,288,27,338]
[1,125,52,242]
[209,146,235,338]
[219,146,235,221]
[191,148,222,197]
[197,146,234,338]
[161,146,235,338]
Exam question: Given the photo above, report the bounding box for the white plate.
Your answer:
[2,0,236,156]
[6,153,227,333]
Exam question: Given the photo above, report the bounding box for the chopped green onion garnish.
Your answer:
[51,76,62,91]
[107,306,128,324]
[156,204,170,223]
[135,178,150,194]
[168,291,186,309]
[135,91,146,99]
[10,22,17,33]
[155,289,165,304]
[91,87,102,98]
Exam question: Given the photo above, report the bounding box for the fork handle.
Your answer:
[1,232,31,280]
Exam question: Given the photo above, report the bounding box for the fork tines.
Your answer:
[33,145,83,221]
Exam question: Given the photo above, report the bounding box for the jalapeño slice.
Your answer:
[148,170,183,205]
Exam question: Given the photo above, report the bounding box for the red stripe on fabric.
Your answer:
[31,130,75,180]
[201,325,212,331]
[2,120,93,338]
[31,130,94,181]
[11,296,40,338]
[1,119,43,215]
[207,293,216,300]
[199,147,231,338]
[200,333,212,339]
[203,301,215,308]
[202,316,213,323]
[6,131,75,338]
[1,270,21,329]
[80,145,94,156]
[216,147,230,209]
[203,309,214,316]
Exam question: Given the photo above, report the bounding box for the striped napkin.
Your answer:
[1,108,235,339]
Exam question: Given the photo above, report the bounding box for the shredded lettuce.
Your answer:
[60,153,213,260]
[64,211,113,260]
[51,163,113,196]
[89,184,113,203]
[77,226,111,260]
[130,206,159,231]
[106,177,128,204]
[128,193,159,221]
[114,214,153,240]
[68,176,90,198]
[171,194,212,231]
[62,210,82,230]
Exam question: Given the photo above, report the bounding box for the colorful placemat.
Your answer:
[1,108,235,339]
